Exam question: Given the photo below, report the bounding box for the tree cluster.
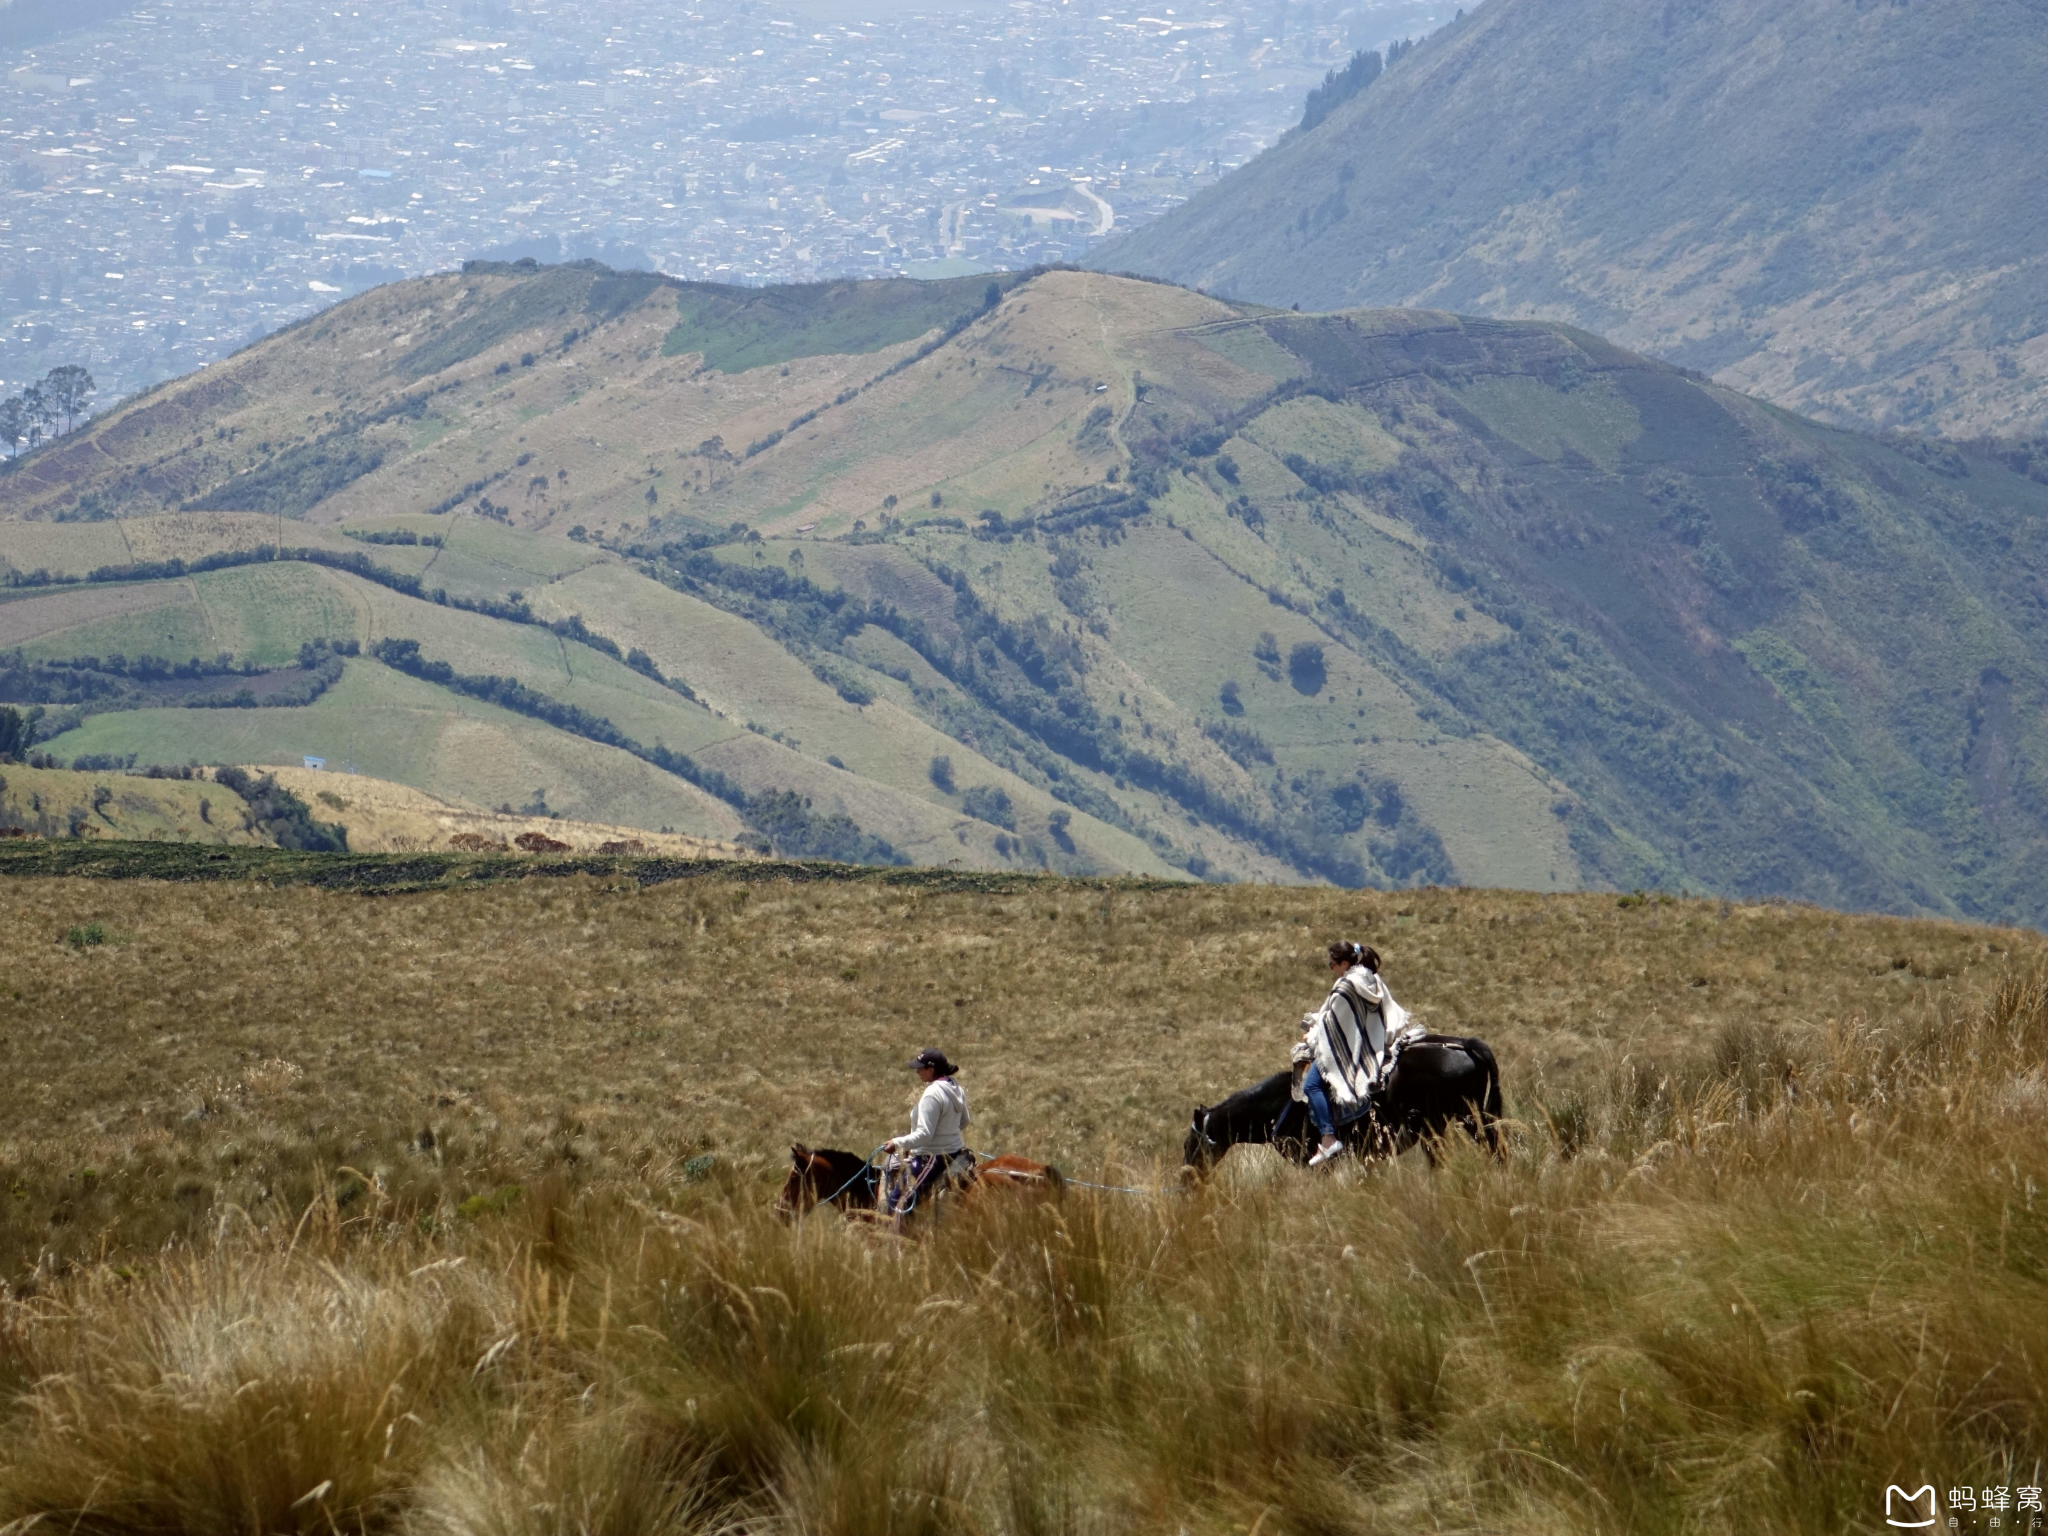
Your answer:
[0,366,94,458]
[1297,48,1382,135]
[212,766,349,852]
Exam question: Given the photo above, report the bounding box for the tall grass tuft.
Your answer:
[0,1253,497,1534]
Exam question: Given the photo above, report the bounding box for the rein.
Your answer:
[814,1144,889,1208]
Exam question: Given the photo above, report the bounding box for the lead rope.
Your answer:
[818,1144,890,1209]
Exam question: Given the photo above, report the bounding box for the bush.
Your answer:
[928,755,956,794]
[960,784,1015,831]
[1047,808,1075,852]
[1287,641,1326,695]
[211,766,347,852]
[1203,720,1275,768]
[744,790,905,866]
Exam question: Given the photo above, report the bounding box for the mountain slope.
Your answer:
[1091,0,2048,440]
[3,262,2044,919]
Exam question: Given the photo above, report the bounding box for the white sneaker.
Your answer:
[1307,1141,1349,1168]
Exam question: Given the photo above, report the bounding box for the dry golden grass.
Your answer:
[264,767,745,859]
[0,873,2042,1533]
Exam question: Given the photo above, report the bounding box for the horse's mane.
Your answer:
[1207,1070,1292,1116]
[798,1146,874,1181]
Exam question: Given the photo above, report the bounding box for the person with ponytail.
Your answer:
[1294,940,1416,1166]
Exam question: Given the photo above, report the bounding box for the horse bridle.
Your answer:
[1192,1107,1222,1163]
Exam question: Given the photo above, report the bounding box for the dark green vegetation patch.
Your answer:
[662,272,1022,373]
[398,261,646,380]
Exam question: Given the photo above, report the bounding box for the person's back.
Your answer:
[1299,940,1414,1165]
[899,1073,969,1156]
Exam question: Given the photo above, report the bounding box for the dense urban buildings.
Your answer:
[0,0,1445,411]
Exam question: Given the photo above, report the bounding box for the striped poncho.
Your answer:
[1302,964,1416,1121]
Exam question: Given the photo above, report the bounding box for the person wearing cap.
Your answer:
[881,1048,974,1221]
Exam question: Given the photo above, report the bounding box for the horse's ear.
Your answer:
[1191,1105,1205,1124]
[790,1143,810,1163]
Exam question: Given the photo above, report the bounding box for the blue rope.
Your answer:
[818,1144,890,1208]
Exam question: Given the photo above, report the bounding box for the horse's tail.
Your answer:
[1464,1037,1505,1158]
[1043,1164,1066,1195]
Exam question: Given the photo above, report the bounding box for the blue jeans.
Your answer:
[1303,1063,1340,1140]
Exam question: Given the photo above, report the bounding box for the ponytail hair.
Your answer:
[1327,940,1381,973]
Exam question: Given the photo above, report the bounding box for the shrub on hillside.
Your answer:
[1287,641,1326,695]
[960,784,1015,830]
[745,790,905,865]
[211,766,347,852]
[1202,719,1275,767]
[1046,808,1075,852]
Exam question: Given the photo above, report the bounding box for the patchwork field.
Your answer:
[3,262,2044,923]
[0,861,2040,1532]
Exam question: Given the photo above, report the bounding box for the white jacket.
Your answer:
[895,1077,970,1156]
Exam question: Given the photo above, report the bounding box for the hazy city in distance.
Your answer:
[0,0,1448,410]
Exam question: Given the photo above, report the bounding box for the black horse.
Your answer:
[1183,1035,1504,1173]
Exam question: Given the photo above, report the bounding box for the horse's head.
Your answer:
[776,1143,820,1220]
[1182,1104,1219,1174]
[778,1144,876,1219]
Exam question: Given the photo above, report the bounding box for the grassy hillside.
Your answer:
[0,763,261,846]
[0,866,2039,1532]
[3,263,2045,920]
[0,760,742,860]
[1092,0,2048,440]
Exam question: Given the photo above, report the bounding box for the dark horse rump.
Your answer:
[1183,1034,1503,1172]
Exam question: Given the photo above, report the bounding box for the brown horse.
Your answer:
[778,1144,1062,1222]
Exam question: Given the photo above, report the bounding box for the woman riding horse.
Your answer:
[1298,940,1418,1166]
[880,1047,976,1223]
[1185,942,1502,1174]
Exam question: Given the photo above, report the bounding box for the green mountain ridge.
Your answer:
[1092,0,2048,441]
[2,261,2043,921]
